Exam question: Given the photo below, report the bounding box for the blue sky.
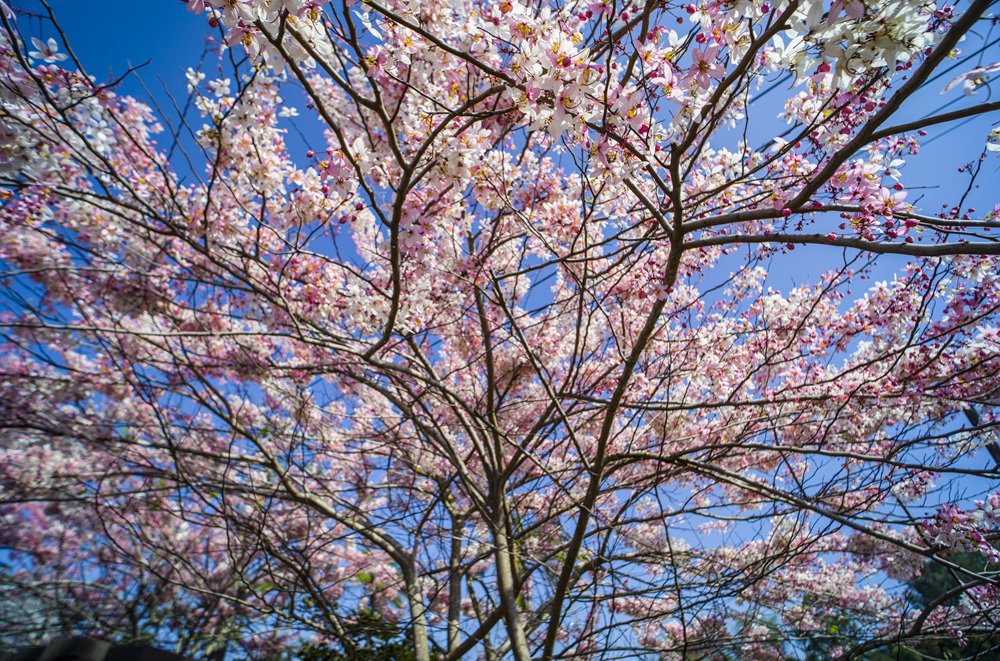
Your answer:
[15,2,208,92]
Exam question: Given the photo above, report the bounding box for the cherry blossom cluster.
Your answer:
[1,0,998,657]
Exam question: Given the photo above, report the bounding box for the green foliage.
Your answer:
[283,610,416,661]
[792,593,869,661]
[867,551,1000,661]
[863,552,999,660]
[909,551,993,608]
[781,550,1000,660]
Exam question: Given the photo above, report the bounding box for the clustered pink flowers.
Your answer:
[1,0,998,658]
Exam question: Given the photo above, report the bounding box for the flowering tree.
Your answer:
[1,0,1000,658]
